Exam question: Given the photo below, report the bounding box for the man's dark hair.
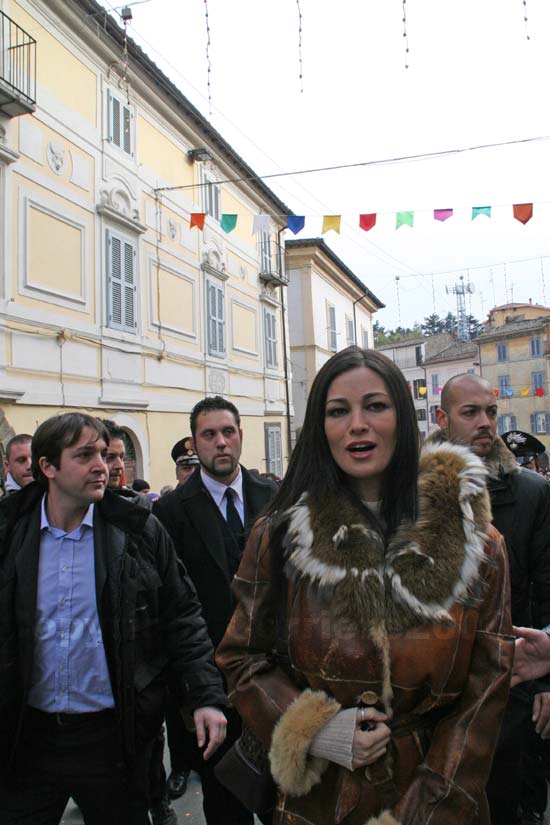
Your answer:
[31,413,109,490]
[101,419,126,442]
[6,433,32,462]
[132,478,149,492]
[190,396,241,436]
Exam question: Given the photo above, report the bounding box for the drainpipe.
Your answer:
[277,226,293,459]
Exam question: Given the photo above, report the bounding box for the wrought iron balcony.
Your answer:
[0,11,36,117]
[258,237,289,287]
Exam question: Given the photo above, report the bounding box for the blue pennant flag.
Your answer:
[287,215,305,234]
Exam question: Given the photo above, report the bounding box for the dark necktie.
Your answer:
[225,487,244,539]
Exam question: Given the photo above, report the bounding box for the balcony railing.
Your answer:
[258,236,289,287]
[0,11,36,117]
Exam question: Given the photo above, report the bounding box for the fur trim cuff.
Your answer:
[366,812,401,825]
[269,689,341,796]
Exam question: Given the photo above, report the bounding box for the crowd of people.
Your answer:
[0,346,549,825]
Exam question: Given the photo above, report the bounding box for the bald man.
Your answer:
[434,373,550,825]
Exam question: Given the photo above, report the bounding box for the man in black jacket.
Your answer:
[154,396,277,825]
[435,373,550,825]
[0,412,226,825]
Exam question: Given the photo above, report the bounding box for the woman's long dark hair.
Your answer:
[268,346,420,536]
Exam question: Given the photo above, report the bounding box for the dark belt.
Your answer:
[26,705,116,727]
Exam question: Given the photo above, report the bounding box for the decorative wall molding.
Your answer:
[18,189,88,312]
[146,255,197,339]
[47,140,67,175]
[207,367,227,394]
[97,175,146,234]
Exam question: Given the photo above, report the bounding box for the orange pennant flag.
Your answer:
[322,215,341,234]
[513,203,533,225]
[190,213,206,230]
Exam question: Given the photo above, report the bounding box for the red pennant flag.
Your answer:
[513,203,533,225]
[190,213,206,230]
[359,213,377,232]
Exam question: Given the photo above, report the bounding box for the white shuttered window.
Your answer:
[265,424,283,478]
[107,230,137,333]
[107,90,133,156]
[207,280,225,357]
[264,308,278,368]
[327,303,337,351]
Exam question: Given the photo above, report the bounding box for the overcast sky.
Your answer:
[98,0,550,330]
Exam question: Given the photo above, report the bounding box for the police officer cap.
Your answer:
[171,437,200,465]
[502,430,546,465]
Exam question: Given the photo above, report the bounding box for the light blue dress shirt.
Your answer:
[27,497,115,713]
[201,466,244,524]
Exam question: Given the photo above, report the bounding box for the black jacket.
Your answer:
[0,482,226,772]
[486,441,550,628]
[153,466,277,648]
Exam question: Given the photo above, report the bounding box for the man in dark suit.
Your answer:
[153,396,277,825]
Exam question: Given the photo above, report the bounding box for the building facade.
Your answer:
[377,334,454,439]
[477,303,550,451]
[423,340,480,432]
[0,0,292,488]
[285,238,383,437]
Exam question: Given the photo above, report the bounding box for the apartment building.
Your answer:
[377,333,454,439]
[477,303,550,450]
[424,339,480,432]
[0,0,292,487]
[285,238,383,436]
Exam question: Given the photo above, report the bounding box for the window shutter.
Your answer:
[208,283,217,354]
[271,313,278,367]
[108,232,123,327]
[531,413,536,433]
[511,415,517,430]
[207,281,225,356]
[111,95,121,147]
[217,286,225,354]
[123,240,136,330]
[123,105,132,155]
[546,413,550,433]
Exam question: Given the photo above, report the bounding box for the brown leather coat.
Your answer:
[217,443,514,825]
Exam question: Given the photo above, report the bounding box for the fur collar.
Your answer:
[283,443,492,636]
[426,428,518,478]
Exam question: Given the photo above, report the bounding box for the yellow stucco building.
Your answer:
[478,302,550,453]
[0,0,292,488]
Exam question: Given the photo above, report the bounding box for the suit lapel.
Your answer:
[181,477,230,578]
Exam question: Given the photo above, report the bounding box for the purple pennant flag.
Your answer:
[287,215,305,234]
[434,209,453,222]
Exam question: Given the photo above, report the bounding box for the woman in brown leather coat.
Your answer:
[217,347,514,825]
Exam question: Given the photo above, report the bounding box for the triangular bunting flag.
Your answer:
[322,215,341,234]
[396,211,414,229]
[513,203,533,225]
[434,209,453,222]
[520,387,529,397]
[359,213,377,232]
[252,214,271,235]
[287,215,305,234]
[220,214,237,233]
[472,206,491,220]
[190,213,206,230]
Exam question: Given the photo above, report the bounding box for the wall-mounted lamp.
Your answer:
[187,147,214,163]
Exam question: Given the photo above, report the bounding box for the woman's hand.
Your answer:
[351,707,391,769]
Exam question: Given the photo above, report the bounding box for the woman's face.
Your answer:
[324,366,397,501]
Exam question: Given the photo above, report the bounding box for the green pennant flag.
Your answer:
[396,211,414,229]
[221,214,238,233]
[472,206,491,220]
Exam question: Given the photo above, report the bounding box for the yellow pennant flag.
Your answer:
[322,215,341,234]
[520,387,529,397]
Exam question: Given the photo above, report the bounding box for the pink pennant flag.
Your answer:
[434,209,453,222]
